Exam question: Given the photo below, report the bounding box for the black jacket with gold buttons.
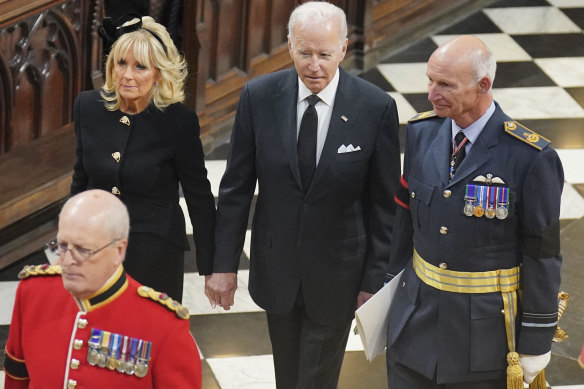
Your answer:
[71,90,215,274]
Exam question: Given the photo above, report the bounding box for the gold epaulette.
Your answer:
[137,286,190,320]
[408,110,438,122]
[18,264,61,279]
[505,121,550,150]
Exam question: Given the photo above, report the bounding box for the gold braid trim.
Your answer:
[137,286,190,320]
[18,264,61,279]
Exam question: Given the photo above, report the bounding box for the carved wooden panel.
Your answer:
[246,0,269,66]
[0,0,86,154]
[0,0,63,26]
[267,0,293,53]
[184,0,290,138]
[0,0,100,269]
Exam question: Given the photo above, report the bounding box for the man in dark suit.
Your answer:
[205,2,400,388]
[386,35,563,388]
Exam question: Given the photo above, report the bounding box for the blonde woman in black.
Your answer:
[71,15,215,302]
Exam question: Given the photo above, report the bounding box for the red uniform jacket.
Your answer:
[3,265,201,389]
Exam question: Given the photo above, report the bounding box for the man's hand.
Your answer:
[205,273,238,310]
[519,351,551,384]
[357,291,374,308]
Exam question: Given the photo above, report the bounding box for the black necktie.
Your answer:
[450,131,467,180]
[297,95,320,191]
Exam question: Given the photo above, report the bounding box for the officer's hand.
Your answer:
[519,351,551,384]
[205,273,237,310]
[357,291,374,308]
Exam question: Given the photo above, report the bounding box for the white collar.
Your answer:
[297,68,340,106]
[451,101,496,145]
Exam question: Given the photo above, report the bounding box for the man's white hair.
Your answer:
[287,1,347,50]
[472,46,497,89]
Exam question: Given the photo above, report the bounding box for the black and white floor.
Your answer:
[2,0,584,387]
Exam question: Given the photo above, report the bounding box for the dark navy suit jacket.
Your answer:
[213,68,401,324]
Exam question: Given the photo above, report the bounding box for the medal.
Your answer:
[134,339,152,378]
[474,205,484,218]
[464,202,475,216]
[463,185,476,217]
[106,356,118,370]
[496,206,508,219]
[123,359,135,376]
[134,360,148,378]
[116,359,126,373]
[87,349,100,366]
[97,331,111,368]
[87,329,101,366]
[496,187,509,220]
[125,338,139,375]
[97,352,108,368]
[485,187,495,219]
[106,333,122,370]
[117,336,129,373]
[106,333,115,370]
[474,186,485,218]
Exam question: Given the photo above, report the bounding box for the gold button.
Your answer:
[77,318,87,329]
[501,309,505,315]
[410,192,416,199]
[67,379,77,389]
[402,282,406,288]
[120,116,130,126]
[111,187,120,195]
[443,190,451,198]
[439,262,447,269]
[440,226,448,234]
[73,339,83,350]
[70,359,80,369]
[112,152,121,163]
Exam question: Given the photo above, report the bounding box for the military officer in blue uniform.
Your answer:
[386,35,563,388]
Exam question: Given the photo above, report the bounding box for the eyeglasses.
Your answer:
[45,239,119,263]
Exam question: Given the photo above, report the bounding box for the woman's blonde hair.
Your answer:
[100,16,187,111]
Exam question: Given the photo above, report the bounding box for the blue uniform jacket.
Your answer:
[386,103,563,383]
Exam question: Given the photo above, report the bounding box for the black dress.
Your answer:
[71,89,215,301]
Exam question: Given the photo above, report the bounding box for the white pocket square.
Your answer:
[338,144,361,153]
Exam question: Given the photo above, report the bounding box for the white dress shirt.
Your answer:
[451,101,496,154]
[296,69,340,165]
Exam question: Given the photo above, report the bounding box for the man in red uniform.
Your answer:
[3,189,201,388]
